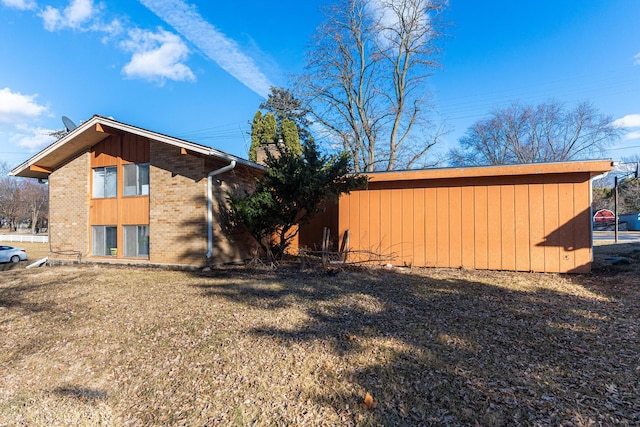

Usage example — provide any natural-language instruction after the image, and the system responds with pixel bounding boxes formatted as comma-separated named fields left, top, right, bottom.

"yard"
left=1, top=243, right=639, bottom=426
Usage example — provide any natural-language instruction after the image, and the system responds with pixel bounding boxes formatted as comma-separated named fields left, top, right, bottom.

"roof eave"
left=10, top=115, right=264, bottom=179
left=365, top=159, right=614, bottom=183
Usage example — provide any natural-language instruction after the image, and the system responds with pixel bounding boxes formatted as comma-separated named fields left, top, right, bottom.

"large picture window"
left=92, top=226, right=117, bottom=256
left=123, top=163, right=150, bottom=196
left=123, top=225, right=149, bottom=258
left=93, top=167, right=117, bottom=198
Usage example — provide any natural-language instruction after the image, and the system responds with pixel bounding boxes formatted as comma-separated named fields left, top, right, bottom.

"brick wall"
left=47, top=140, right=259, bottom=267
left=206, top=158, right=260, bottom=264
left=149, top=142, right=208, bottom=266
left=149, top=142, right=259, bottom=266
left=48, top=150, right=90, bottom=262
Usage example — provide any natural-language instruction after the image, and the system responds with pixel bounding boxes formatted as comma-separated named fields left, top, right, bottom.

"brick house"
left=11, top=115, right=263, bottom=267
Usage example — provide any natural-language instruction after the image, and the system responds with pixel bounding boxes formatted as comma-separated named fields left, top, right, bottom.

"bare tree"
left=449, top=100, right=623, bottom=166
left=0, top=162, right=49, bottom=233
left=20, top=180, right=49, bottom=233
left=298, top=0, right=446, bottom=172
left=0, top=162, right=22, bottom=231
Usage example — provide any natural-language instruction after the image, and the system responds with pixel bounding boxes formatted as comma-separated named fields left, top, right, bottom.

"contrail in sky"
left=138, top=0, right=272, bottom=97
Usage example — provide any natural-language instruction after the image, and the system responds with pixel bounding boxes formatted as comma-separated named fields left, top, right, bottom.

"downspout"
left=206, top=160, right=236, bottom=259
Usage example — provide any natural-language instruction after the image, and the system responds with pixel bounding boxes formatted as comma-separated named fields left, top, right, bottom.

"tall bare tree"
left=298, top=0, right=447, bottom=172
left=20, top=180, right=49, bottom=233
left=449, top=100, right=623, bottom=166
left=0, top=162, right=22, bottom=231
left=0, top=162, right=49, bottom=233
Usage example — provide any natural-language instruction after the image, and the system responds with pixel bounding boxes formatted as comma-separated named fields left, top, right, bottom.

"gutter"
left=206, top=160, right=236, bottom=259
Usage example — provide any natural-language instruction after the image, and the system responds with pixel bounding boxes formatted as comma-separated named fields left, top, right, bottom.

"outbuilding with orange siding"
left=304, top=160, right=612, bottom=274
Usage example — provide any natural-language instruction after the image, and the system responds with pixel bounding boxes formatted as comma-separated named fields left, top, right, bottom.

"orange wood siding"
left=89, top=134, right=150, bottom=258
left=573, top=180, right=592, bottom=273
left=514, top=185, right=531, bottom=271
left=91, top=136, right=120, bottom=167
left=121, top=197, right=150, bottom=224
left=474, top=186, right=488, bottom=270
left=528, top=183, right=545, bottom=272
left=379, top=189, right=392, bottom=260
left=460, top=186, right=475, bottom=268
left=333, top=164, right=608, bottom=273
left=90, top=198, right=118, bottom=224
left=121, top=134, right=150, bottom=164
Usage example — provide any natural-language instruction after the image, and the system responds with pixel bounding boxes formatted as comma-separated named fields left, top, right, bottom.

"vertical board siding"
left=365, top=190, right=382, bottom=260
left=487, top=186, right=502, bottom=270
left=390, top=190, right=403, bottom=263
left=424, top=188, right=437, bottom=267
left=336, top=171, right=596, bottom=273
left=514, top=186, right=531, bottom=272
left=474, top=186, right=488, bottom=270
left=460, top=186, right=475, bottom=269
left=413, top=188, right=426, bottom=267
left=558, top=183, right=576, bottom=272
left=573, top=180, right=592, bottom=273
left=500, top=185, right=516, bottom=271
left=379, top=190, right=392, bottom=261
left=528, top=184, right=545, bottom=272
left=435, top=187, right=449, bottom=267
left=359, top=191, right=370, bottom=256
left=402, top=188, right=414, bottom=265
left=448, top=187, right=462, bottom=268
left=543, top=184, right=560, bottom=272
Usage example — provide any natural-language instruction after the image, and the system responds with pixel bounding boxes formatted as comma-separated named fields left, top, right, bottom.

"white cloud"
left=41, top=0, right=101, bottom=31
left=635, top=53, right=640, bottom=66
left=120, top=28, right=195, bottom=84
left=625, top=130, right=640, bottom=141
left=9, top=125, right=56, bottom=152
left=0, top=88, right=47, bottom=124
left=1, top=0, right=36, bottom=10
left=612, top=114, right=640, bottom=129
left=138, top=0, right=272, bottom=97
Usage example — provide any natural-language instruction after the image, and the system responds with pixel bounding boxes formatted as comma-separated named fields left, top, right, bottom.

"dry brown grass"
left=1, top=243, right=639, bottom=426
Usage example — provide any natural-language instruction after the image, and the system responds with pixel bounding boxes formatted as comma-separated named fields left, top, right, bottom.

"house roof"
left=365, top=159, right=613, bottom=183
left=10, top=115, right=264, bottom=179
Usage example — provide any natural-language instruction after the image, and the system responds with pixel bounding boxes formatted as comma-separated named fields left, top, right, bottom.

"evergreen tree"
left=260, top=86, right=312, bottom=143
left=281, top=118, right=301, bottom=157
left=262, top=112, right=277, bottom=144
left=230, top=140, right=367, bottom=260
left=248, top=111, right=279, bottom=161
left=249, top=110, right=264, bottom=162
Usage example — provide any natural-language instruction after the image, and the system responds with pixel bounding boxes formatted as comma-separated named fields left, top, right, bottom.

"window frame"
left=92, top=225, right=118, bottom=256
left=123, top=163, right=150, bottom=197
left=92, top=166, right=118, bottom=199
left=123, top=225, right=150, bottom=258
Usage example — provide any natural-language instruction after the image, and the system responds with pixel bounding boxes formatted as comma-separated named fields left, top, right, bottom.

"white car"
left=0, top=245, right=28, bottom=263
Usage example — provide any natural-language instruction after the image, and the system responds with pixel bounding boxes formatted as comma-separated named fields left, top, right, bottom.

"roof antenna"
left=48, top=116, right=79, bottom=140
left=62, top=116, right=78, bottom=132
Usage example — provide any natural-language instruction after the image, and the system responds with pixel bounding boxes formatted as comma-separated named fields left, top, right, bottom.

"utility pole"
left=614, top=175, right=619, bottom=243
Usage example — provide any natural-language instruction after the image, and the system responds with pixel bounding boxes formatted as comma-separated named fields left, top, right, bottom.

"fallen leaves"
left=361, top=392, right=376, bottom=410
left=1, top=252, right=640, bottom=425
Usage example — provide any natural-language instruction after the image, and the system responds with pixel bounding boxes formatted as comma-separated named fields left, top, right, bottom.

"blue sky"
left=1, top=0, right=639, bottom=170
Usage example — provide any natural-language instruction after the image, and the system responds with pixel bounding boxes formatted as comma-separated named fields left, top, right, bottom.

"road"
left=593, top=231, right=640, bottom=243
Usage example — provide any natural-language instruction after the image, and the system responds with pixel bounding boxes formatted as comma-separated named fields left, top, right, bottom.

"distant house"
left=11, top=115, right=263, bottom=267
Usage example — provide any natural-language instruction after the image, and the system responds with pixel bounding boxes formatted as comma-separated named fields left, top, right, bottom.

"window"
left=123, top=225, right=149, bottom=258
left=93, top=167, right=117, bottom=198
left=92, top=226, right=117, bottom=256
left=123, top=163, right=150, bottom=196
